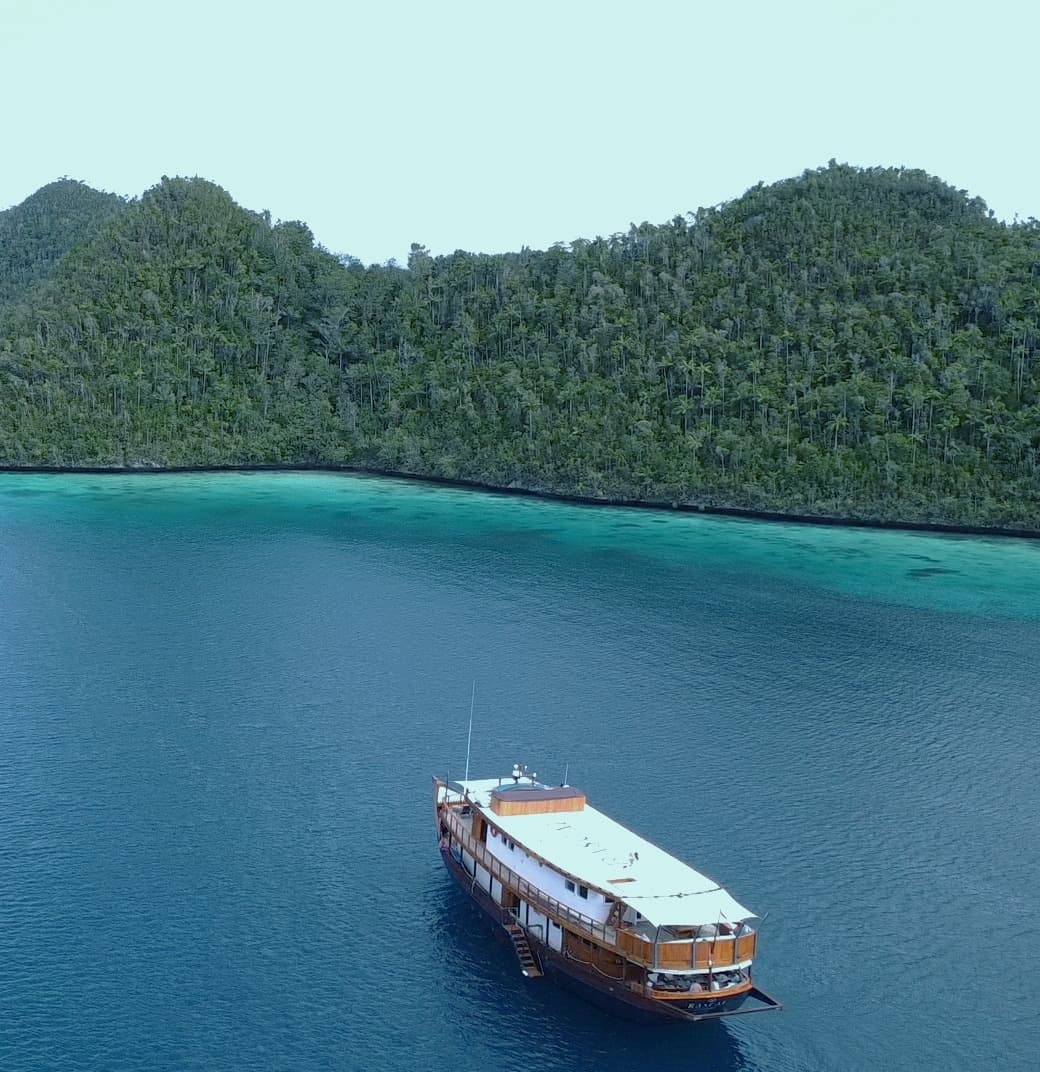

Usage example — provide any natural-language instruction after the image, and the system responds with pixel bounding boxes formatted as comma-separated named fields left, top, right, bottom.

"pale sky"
left=2, top=0, right=1037, bottom=265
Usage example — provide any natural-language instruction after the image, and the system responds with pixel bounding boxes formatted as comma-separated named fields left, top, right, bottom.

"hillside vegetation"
left=1, top=164, right=1038, bottom=527
left=0, top=179, right=126, bottom=308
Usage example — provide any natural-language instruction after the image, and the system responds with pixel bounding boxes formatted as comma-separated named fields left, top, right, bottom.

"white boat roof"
left=455, top=778, right=754, bottom=928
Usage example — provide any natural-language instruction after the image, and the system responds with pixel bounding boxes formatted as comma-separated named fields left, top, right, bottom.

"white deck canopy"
left=454, top=779, right=754, bottom=929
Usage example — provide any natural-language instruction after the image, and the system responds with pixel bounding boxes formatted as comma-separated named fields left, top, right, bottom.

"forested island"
left=1, top=164, right=1038, bottom=529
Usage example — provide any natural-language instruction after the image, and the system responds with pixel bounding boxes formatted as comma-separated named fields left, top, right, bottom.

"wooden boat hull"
left=438, top=840, right=779, bottom=1024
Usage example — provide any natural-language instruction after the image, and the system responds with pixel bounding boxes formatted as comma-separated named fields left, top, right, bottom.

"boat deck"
left=448, top=778, right=752, bottom=929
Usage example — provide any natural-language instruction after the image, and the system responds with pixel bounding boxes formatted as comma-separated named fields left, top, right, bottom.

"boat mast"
left=464, top=681, right=475, bottom=783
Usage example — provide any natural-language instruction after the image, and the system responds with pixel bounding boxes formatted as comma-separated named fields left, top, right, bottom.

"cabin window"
left=565, top=880, right=576, bottom=893
left=578, top=885, right=589, bottom=900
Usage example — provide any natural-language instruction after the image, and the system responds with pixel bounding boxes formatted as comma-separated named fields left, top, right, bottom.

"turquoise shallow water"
left=1, top=472, right=1038, bottom=1071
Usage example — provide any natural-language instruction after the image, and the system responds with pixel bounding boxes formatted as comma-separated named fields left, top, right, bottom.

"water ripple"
left=0, top=473, right=1038, bottom=1071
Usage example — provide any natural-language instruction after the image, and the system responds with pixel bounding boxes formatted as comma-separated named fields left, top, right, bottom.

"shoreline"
left=1, top=461, right=1038, bottom=541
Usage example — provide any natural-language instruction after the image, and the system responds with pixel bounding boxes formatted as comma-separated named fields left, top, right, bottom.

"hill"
left=1, top=164, right=1038, bottom=528
left=0, top=179, right=127, bottom=308
left=0, top=177, right=361, bottom=464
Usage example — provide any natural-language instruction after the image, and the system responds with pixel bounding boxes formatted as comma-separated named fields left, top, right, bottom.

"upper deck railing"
left=442, top=806, right=619, bottom=944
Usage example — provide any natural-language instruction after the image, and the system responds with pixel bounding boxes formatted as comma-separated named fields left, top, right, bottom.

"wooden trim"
left=605, top=899, right=626, bottom=928
left=650, top=980, right=752, bottom=1002
left=737, top=932, right=757, bottom=960
left=490, top=785, right=586, bottom=816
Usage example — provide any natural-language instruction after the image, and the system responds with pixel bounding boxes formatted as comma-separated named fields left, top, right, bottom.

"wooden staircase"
left=503, top=921, right=543, bottom=978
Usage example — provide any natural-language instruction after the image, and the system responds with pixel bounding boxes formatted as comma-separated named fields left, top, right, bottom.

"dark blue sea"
left=1, top=473, right=1038, bottom=1072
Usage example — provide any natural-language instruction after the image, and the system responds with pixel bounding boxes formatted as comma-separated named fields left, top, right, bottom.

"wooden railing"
left=443, top=808, right=625, bottom=949
left=656, top=932, right=756, bottom=969
left=441, top=804, right=755, bottom=971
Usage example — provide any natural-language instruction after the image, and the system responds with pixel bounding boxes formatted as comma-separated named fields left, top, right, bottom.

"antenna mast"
left=464, top=681, right=475, bottom=783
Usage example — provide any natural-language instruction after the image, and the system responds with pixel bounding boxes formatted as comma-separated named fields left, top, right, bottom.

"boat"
left=433, top=766, right=781, bottom=1023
